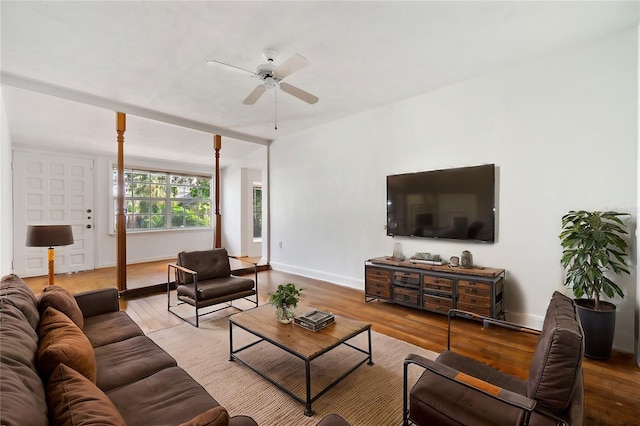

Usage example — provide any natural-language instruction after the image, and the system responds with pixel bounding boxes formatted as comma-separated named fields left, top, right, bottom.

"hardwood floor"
left=23, top=263, right=640, bottom=425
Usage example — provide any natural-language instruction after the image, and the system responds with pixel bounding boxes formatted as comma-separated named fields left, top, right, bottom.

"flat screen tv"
left=386, top=164, right=495, bottom=243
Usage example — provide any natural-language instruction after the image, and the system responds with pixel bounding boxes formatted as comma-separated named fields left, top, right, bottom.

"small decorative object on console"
left=392, top=242, right=404, bottom=261
left=414, top=252, right=432, bottom=260
left=294, top=310, right=335, bottom=331
left=449, top=256, right=460, bottom=267
left=460, top=250, right=473, bottom=268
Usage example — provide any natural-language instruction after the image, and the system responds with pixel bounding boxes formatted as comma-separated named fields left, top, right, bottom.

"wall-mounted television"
left=386, top=164, right=495, bottom=243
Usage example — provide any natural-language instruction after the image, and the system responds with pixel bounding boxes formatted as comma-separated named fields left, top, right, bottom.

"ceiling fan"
left=207, top=49, right=319, bottom=106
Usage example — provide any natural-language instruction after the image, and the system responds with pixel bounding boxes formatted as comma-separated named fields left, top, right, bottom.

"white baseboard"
left=502, top=311, right=544, bottom=331
left=269, top=261, right=363, bottom=290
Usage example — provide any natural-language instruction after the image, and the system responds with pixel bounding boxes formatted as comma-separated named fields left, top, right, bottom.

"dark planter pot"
left=575, top=299, right=616, bottom=360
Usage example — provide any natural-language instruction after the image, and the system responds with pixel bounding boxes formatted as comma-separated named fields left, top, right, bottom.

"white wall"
left=637, top=22, right=640, bottom=367
left=0, top=90, right=14, bottom=276
left=270, top=29, right=638, bottom=352
left=221, top=146, right=267, bottom=260
left=221, top=166, right=242, bottom=255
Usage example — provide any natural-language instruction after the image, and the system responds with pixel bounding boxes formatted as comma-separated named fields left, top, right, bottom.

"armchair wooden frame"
left=167, top=256, right=259, bottom=327
left=403, top=309, right=571, bottom=426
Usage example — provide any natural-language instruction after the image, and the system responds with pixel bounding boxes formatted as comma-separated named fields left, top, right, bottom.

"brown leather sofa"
left=168, top=248, right=258, bottom=327
left=404, top=291, right=584, bottom=425
left=0, top=274, right=257, bottom=426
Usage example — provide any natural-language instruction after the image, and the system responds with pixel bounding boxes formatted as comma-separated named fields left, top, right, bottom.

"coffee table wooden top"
left=229, top=304, right=371, bottom=360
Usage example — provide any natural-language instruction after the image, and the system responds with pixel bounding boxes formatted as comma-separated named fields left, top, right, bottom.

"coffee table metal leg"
left=367, top=327, right=374, bottom=366
left=305, top=359, right=313, bottom=416
left=229, top=320, right=234, bottom=362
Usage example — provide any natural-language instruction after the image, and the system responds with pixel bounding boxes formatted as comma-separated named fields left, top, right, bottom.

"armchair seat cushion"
left=177, top=277, right=255, bottom=301
left=411, top=351, right=528, bottom=426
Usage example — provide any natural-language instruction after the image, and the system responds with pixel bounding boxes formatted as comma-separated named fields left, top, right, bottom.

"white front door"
left=13, top=151, right=95, bottom=277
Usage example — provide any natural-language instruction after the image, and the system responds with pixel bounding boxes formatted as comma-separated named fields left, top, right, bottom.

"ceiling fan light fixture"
left=264, top=76, right=276, bottom=88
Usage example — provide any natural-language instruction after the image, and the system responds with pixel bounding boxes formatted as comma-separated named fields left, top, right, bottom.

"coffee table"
left=229, top=304, right=373, bottom=416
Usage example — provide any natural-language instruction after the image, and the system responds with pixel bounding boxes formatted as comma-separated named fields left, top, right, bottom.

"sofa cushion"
left=0, top=300, right=48, bottom=426
left=107, top=366, right=220, bottom=426
left=94, top=335, right=177, bottom=391
left=47, top=363, right=126, bottom=426
left=38, top=284, right=84, bottom=329
left=83, top=310, right=145, bottom=348
left=37, top=307, right=97, bottom=383
left=0, top=365, right=48, bottom=426
left=178, top=248, right=231, bottom=283
left=1, top=274, right=40, bottom=330
left=179, top=406, right=229, bottom=426
left=527, top=291, right=583, bottom=412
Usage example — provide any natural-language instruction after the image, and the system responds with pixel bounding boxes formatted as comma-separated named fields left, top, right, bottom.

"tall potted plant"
left=559, top=210, right=631, bottom=359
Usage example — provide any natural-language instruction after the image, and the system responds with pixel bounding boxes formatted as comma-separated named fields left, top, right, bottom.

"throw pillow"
left=178, top=406, right=229, bottom=426
left=38, top=284, right=84, bottom=329
left=37, top=307, right=96, bottom=383
left=47, top=363, right=126, bottom=426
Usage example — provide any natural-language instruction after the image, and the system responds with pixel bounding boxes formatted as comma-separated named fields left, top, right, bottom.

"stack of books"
left=293, top=310, right=335, bottom=332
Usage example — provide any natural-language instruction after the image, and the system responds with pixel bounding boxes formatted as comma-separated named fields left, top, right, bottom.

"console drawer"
left=457, top=293, right=491, bottom=307
left=366, top=268, right=391, bottom=282
left=393, top=287, right=420, bottom=306
left=457, top=302, right=492, bottom=317
left=422, top=275, right=453, bottom=294
left=423, top=294, right=453, bottom=314
left=457, top=280, right=491, bottom=298
left=365, top=281, right=391, bottom=299
left=393, top=271, right=420, bottom=286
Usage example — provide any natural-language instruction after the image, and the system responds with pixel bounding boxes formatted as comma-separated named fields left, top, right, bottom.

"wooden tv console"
left=365, top=257, right=505, bottom=319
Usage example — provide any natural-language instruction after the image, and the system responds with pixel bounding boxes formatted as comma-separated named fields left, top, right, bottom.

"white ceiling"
left=2, top=1, right=638, bottom=168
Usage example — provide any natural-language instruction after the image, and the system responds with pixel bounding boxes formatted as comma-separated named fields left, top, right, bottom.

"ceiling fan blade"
left=274, top=54, right=309, bottom=79
left=279, top=82, right=319, bottom=105
left=206, top=59, right=255, bottom=77
left=242, top=85, right=267, bottom=105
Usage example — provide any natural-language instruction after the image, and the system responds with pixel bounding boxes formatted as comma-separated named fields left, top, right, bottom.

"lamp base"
left=48, top=247, right=55, bottom=286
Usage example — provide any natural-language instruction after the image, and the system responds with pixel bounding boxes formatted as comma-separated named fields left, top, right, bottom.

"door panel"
left=13, top=151, right=95, bottom=277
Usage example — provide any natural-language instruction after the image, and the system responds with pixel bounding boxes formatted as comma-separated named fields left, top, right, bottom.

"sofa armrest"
left=74, top=288, right=119, bottom=318
left=404, top=353, right=536, bottom=413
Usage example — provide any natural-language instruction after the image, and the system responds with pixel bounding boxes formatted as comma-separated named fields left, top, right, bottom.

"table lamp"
left=26, top=225, right=74, bottom=286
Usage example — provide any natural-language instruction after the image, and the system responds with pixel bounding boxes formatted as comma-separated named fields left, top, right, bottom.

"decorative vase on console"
left=268, top=283, right=302, bottom=324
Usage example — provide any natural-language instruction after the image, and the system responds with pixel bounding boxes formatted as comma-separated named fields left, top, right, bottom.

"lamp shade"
left=26, top=225, right=74, bottom=247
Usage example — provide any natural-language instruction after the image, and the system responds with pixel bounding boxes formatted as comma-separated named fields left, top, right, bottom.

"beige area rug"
left=148, top=316, right=438, bottom=426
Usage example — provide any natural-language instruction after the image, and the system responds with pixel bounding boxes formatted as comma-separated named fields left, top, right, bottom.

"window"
left=253, top=185, right=262, bottom=239
left=113, top=168, right=211, bottom=231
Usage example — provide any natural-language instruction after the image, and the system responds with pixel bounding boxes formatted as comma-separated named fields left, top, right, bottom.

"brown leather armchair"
left=167, top=248, right=258, bottom=327
left=404, top=291, right=584, bottom=425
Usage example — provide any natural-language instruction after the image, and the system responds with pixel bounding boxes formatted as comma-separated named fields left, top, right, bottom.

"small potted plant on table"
left=268, top=283, right=302, bottom=324
left=559, top=210, right=631, bottom=359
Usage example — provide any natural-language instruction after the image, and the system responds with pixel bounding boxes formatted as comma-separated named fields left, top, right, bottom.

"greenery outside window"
left=253, top=185, right=262, bottom=239
left=113, top=168, right=211, bottom=231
